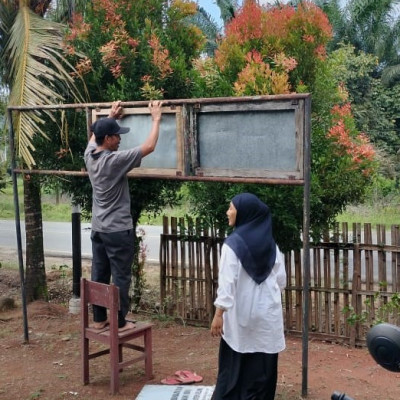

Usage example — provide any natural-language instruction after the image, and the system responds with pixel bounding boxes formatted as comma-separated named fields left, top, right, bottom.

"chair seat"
left=86, top=321, right=153, bottom=343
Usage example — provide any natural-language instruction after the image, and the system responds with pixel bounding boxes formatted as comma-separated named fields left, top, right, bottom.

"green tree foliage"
left=329, top=44, right=400, bottom=155
left=64, top=0, right=205, bottom=101
left=187, top=0, right=378, bottom=250
left=42, top=1, right=207, bottom=303
left=19, top=0, right=206, bottom=307
left=44, top=0, right=207, bottom=218
left=328, top=43, right=400, bottom=198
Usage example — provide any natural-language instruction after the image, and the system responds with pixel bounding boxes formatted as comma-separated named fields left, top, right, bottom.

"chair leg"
left=144, top=328, right=153, bottom=379
left=119, top=344, right=124, bottom=372
left=82, top=337, right=90, bottom=385
left=110, top=341, right=120, bottom=394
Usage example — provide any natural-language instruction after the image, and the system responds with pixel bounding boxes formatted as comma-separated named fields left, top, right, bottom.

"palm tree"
left=314, top=0, right=348, bottom=52
left=0, top=0, right=85, bottom=302
left=344, top=0, right=400, bottom=68
left=190, top=0, right=237, bottom=56
left=316, top=0, right=400, bottom=81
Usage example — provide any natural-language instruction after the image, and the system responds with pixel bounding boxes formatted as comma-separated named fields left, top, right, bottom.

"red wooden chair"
left=80, top=278, right=153, bottom=394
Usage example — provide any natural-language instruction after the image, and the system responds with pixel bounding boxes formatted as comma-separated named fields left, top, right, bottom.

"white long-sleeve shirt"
left=214, top=244, right=286, bottom=354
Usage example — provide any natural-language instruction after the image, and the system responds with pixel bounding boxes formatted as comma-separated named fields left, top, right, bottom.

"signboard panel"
left=92, top=106, right=185, bottom=176
left=194, top=99, right=303, bottom=180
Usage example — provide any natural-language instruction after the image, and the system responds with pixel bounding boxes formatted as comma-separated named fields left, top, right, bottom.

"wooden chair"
left=81, top=278, right=153, bottom=394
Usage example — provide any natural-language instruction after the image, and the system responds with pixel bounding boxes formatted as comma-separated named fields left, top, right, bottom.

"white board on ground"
left=135, top=384, right=214, bottom=400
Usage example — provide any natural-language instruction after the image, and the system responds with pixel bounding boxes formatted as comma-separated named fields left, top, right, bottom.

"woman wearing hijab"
left=211, top=193, right=286, bottom=400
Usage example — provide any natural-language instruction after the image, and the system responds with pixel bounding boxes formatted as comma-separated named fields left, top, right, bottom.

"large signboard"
left=92, top=94, right=310, bottom=183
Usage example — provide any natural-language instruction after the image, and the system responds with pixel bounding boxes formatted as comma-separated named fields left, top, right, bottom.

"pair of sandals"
left=161, top=370, right=203, bottom=385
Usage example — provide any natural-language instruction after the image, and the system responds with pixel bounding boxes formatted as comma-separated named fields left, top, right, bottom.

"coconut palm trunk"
left=23, top=174, right=47, bottom=301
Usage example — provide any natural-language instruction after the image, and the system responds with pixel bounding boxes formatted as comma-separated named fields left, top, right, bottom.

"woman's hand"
left=210, top=308, right=224, bottom=337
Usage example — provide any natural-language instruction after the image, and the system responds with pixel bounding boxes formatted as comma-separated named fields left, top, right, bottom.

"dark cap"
left=90, top=118, right=130, bottom=138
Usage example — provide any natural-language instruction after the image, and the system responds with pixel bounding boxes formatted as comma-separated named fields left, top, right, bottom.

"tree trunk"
left=131, top=209, right=144, bottom=311
left=23, top=173, right=48, bottom=302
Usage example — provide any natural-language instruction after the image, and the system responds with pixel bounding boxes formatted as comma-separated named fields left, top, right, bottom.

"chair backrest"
left=81, top=278, right=120, bottom=310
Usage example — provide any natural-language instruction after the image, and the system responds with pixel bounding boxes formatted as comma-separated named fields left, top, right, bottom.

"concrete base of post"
left=69, top=297, right=81, bottom=315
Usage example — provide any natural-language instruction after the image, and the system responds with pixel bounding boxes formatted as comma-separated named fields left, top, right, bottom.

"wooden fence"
left=159, top=217, right=400, bottom=345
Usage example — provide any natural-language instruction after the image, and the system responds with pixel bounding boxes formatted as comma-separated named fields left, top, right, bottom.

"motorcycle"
left=331, top=323, right=400, bottom=400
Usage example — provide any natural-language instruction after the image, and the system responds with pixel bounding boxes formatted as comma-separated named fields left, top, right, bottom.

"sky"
left=198, top=0, right=293, bottom=23
left=198, top=0, right=348, bottom=25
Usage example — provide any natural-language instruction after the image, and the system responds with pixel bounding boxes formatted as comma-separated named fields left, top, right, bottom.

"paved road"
left=1, top=220, right=393, bottom=283
left=0, top=219, right=162, bottom=262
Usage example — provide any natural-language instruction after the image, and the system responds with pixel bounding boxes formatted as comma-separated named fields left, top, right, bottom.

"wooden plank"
left=179, top=217, right=187, bottom=319
left=284, top=252, right=293, bottom=330
left=377, top=225, right=387, bottom=286
left=171, top=218, right=178, bottom=315
left=333, top=224, right=340, bottom=335
left=294, top=250, right=302, bottom=330
left=350, top=241, right=361, bottom=347
left=204, top=238, right=213, bottom=324
left=342, top=223, right=350, bottom=337
left=196, top=219, right=204, bottom=320
left=312, top=247, right=321, bottom=332
left=323, top=231, right=331, bottom=333
left=364, top=224, right=375, bottom=322
left=392, top=225, right=400, bottom=292
left=160, top=216, right=169, bottom=304
left=188, top=218, right=195, bottom=320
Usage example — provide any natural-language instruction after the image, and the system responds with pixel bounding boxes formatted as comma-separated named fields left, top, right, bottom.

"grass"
left=0, top=178, right=76, bottom=222
left=336, top=203, right=400, bottom=226
left=2, top=178, right=400, bottom=227
left=0, top=178, right=189, bottom=224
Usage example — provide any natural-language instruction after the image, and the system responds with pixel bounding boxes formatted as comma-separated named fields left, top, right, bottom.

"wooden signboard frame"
left=88, top=94, right=310, bottom=184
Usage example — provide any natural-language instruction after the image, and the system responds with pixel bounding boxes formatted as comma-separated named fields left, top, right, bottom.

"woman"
left=211, top=193, right=286, bottom=400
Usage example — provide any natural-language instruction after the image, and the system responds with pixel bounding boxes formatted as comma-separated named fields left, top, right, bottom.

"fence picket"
left=159, top=218, right=400, bottom=345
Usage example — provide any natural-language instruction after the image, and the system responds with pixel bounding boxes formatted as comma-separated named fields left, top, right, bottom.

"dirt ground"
left=0, top=249, right=400, bottom=400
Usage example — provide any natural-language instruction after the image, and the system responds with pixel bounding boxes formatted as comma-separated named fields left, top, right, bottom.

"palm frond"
left=381, top=64, right=400, bottom=86
left=5, top=5, right=86, bottom=167
left=215, top=0, right=236, bottom=25
left=0, top=0, right=18, bottom=83
left=47, top=0, right=89, bottom=23
left=189, top=6, right=221, bottom=56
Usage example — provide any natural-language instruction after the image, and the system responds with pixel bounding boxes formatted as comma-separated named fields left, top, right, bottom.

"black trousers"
left=90, top=229, right=135, bottom=328
left=212, top=338, right=278, bottom=400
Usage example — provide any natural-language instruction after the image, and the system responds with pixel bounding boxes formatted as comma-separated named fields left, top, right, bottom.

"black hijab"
left=224, top=193, right=277, bottom=284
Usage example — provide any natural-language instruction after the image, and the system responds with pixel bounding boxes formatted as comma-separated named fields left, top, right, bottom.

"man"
left=84, top=100, right=163, bottom=331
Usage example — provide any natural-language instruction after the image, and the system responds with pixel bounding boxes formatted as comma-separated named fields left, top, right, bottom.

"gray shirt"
left=84, top=142, right=142, bottom=233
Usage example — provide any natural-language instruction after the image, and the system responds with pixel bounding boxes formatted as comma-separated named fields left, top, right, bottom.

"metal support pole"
left=8, top=109, right=29, bottom=343
left=71, top=203, right=82, bottom=297
left=69, top=204, right=82, bottom=314
left=301, top=96, right=312, bottom=397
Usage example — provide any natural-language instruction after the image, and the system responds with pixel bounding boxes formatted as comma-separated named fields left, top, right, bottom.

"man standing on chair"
left=84, top=100, right=163, bottom=332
